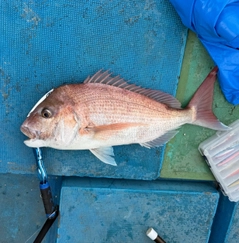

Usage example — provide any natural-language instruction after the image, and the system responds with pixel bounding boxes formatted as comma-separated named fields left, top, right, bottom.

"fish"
left=20, top=67, right=229, bottom=166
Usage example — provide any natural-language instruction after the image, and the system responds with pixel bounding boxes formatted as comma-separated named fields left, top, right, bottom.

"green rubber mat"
left=161, top=31, right=239, bottom=180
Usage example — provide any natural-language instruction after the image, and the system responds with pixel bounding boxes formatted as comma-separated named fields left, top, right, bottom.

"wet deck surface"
left=0, top=1, right=239, bottom=242
left=0, top=0, right=187, bottom=180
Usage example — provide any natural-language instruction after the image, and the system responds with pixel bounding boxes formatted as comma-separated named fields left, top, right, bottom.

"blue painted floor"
left=0, top=1, right=238, bottom=242
left=58, top=178, right=219, bottom=243
left=0, top=0, right=186, bottom=180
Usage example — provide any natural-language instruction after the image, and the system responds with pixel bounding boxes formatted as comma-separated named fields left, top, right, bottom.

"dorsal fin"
left=84, top=70, right=181, bottom=109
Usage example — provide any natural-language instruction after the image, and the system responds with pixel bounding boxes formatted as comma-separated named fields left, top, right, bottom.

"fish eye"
left=41, top=108, right=52, bottom=119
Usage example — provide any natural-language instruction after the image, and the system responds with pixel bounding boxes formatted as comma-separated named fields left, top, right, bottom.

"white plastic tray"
left=199, top=119, right=239, bottom=202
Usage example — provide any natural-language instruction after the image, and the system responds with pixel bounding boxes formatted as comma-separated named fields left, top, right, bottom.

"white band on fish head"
left=27, top=89, right=54, bottom=117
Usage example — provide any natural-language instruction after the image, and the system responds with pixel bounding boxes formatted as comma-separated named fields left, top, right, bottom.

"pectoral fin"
left=84, top=123, right=144, bottom=140
left=90, top=147, right=117, bottom=166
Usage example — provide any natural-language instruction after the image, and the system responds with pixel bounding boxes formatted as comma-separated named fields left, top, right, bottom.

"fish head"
left=20, top=87, right=77, bottom=148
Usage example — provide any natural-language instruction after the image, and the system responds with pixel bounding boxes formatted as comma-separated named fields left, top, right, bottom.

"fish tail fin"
left=187, top=67, right=229, bottom=131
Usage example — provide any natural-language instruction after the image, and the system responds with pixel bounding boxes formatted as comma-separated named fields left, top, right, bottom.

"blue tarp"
left=170, top=0, right=239, bottom=105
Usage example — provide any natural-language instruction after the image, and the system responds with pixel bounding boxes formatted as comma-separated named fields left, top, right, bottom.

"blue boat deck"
left=0, top=1, right=238, bottom=242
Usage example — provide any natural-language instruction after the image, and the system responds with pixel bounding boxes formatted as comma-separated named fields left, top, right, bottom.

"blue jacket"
left=170, top=0, right=239, bottom=105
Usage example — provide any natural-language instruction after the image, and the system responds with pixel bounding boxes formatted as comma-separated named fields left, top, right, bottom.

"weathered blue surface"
left=0, top=0, right=187, bottom=179
left=225, top=202, right=239, bottom=242
left=1, top=1, right=239, bottom=243
left=208, top=192, right=236, bottom=243
left=58, top=178, right=219, bottom=243
left=0, top=173, right=61, bottom=243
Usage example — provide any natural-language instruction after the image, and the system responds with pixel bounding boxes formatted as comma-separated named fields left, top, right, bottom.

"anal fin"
left=90, top=147, right=117, bottom=166
left=140, top=130, right=178, bottom=148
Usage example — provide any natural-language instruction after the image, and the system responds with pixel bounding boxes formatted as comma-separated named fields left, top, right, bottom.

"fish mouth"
left=20, top=125, right=38, bottom=140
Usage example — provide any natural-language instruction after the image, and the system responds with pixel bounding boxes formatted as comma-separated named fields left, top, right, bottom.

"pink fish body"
left=20, top=68, right=229, bottom=165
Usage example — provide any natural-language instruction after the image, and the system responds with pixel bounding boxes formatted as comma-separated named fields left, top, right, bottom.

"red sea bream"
left=20, top=68, right=229, bottom=165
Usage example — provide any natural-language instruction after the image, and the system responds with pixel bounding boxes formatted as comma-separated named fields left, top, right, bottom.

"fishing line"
left=25, top=228, right=40, bottom=243
left=25, top=148, right=59, bottom=243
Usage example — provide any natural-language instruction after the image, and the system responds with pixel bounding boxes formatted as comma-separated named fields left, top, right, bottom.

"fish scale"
left=72, top=86, right=177, bottom=126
